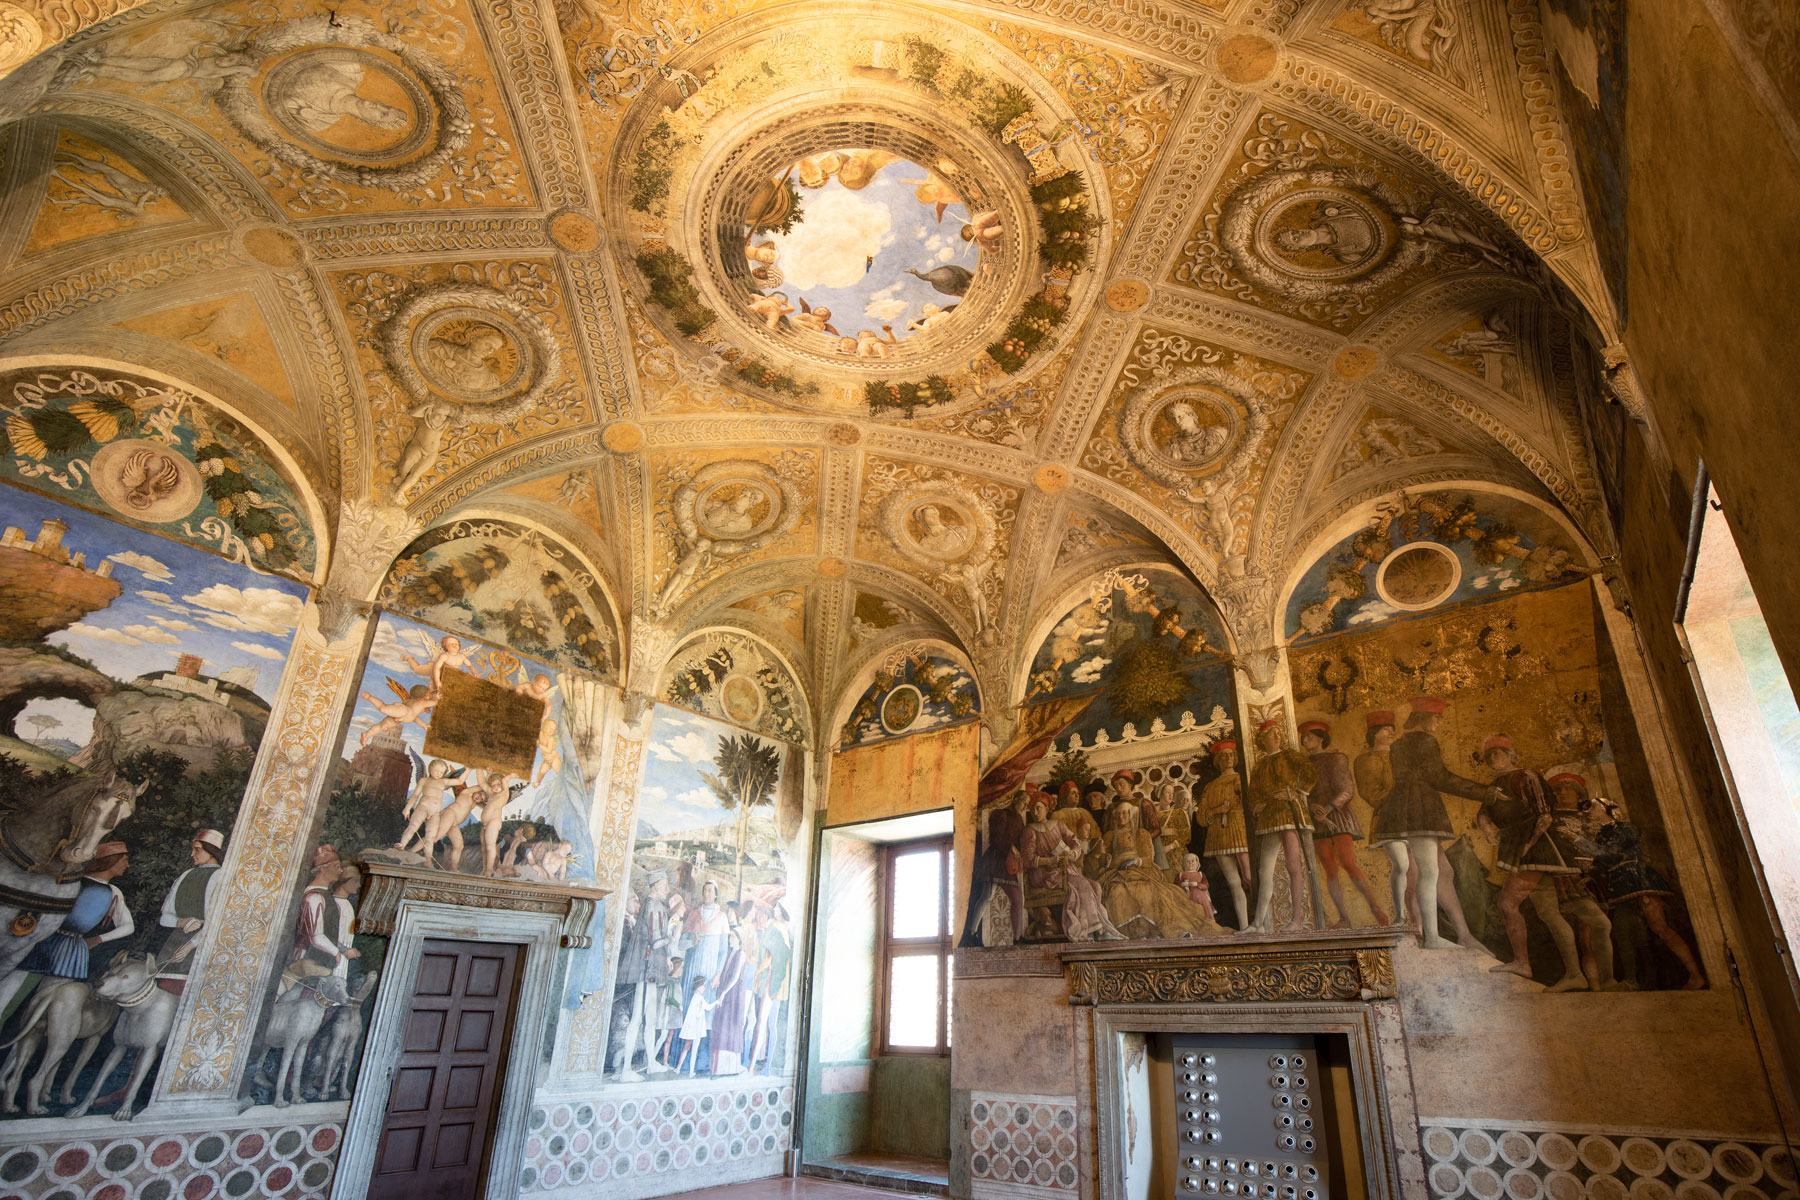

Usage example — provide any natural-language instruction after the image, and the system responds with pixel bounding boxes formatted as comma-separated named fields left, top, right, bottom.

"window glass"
left=887, top=954, right=941, bottom=1047
left=891, top=849, right=943, bottom=938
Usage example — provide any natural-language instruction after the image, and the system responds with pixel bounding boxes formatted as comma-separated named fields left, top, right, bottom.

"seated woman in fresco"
left=1022, top=795, right=1122, bottom=942
left=1097, top=804, right=1225, bottom=940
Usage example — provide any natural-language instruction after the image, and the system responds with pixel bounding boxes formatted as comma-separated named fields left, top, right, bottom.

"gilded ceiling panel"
left=646, top=445, right=820, bottom=619
left=327, top=257, right=595, bottom=501
left=1170, top=109, right=1522, bottom=333
left=21, top=126, right=195, bottom=256
left=113, top=291, right=298, bottom=410
left=1079, top=324, right=1311, bottom=559
left=853, top=455, right=1019, bottom=638
left=59, top=3, right=537, bottom=216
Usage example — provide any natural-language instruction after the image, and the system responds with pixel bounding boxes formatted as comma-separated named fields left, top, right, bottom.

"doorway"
left=368, top=939, right=524, bottom=1200
left=801, top=810, right=954, bottom=1194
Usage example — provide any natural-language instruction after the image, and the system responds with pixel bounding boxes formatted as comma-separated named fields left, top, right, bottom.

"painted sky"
left=759, top=153, right=982, bottom=343
left=638, top=704, right=789, bottom=838
left=6, top=483, right=308, bottom=747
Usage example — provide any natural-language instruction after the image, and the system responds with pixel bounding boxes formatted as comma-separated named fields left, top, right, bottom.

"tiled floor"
left=662, top=1176, right=935, bottom=1200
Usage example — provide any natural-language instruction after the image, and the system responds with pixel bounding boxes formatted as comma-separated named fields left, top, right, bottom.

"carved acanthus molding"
left=357, top=861, right=604, bottom=949
left=1061, top=932, right=1399, bottom=1005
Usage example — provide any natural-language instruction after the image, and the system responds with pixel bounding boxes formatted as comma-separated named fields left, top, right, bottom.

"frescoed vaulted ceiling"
left=0, top=0, right=1630, bottom=742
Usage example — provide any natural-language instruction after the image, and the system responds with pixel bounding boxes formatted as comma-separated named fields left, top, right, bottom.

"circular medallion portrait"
left=1143, top=394, right=1235, bottom=471
left=719, top=675, right=764, bottom=726
left=902, top=503, right=975, bottom=563
left=880, top=684, right=923, bottom=734
left=219, top=16, right=470, bottom=190
left=410, top=308, right=532, bottom=404
left=381, top=285, right=562, bottom=422
left=1375, top=542, right=1461, bottom=611
left=90, top=439, right=204, bottom=523
left=1256, top=188, right=1394, bottom=281
left=260, top=47, right=434, bottom=165
left=693, top=480, right=779, bottom=543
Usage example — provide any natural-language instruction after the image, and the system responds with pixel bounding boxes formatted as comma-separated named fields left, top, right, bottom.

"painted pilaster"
left=147, top=598, right=372, bottom=1112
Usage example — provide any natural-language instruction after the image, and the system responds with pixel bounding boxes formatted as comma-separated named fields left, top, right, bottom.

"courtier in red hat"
left=1300, top=720, right=1389, bottom=928
left=1476, top=736, right=1614, bottom=990
left=1246, top=718, right=1320, bottom=934
left=1197, top=739, right=1251, bottom=928
left=1369, top=698, right=1494, bottom=950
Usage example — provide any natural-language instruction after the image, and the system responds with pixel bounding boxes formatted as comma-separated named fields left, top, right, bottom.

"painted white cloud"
left=936, top=243, right=956, bottom=263
left=674, top=787, right=718, bottom=810
left=65, top=622, right=142, bottom=646
left=770, top=189, right=892, bottom=290
left=1498, top=577, right=1522, bottom=591
left=647, top=731, right=712, bottom=765
left=138, top=591, right=193, bottom=614
left=151, top=615, right=198, bottom=632
left=184, top=584, right=304, bottom=636
left=122, top=624, right=180, bottom=644
left=639, top=786, right=668, bottom=807
left=1071, top=656, right=1110, bottom=684
left=367, top=622, right=442, bottom=674
left=232, top=640, right=287, bottom=660
left=107, top=551, right=173, bottom=582
left=1346, top=602, right=1401, bottom=626
left=864, top=297, right=909, bottom=321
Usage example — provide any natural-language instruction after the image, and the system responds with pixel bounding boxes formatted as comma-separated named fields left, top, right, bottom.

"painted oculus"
left=880, top=684, right=923, bottom=734
left=1375, top=542, right=1461, bottom=611
left=719, top=674, right=764, bottom=726
left=1218, top=166, right=1429, bottom=304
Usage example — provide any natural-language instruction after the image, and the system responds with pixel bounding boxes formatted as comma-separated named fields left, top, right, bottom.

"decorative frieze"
left=1062, top=932, right=1399, bottom=1005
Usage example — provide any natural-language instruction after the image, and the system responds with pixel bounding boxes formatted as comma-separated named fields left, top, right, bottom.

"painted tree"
left=701, top=732, right=782, bottom=900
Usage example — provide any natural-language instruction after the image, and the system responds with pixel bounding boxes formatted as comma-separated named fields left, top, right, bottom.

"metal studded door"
left=1167, top=1034, right=1340, bottom=1200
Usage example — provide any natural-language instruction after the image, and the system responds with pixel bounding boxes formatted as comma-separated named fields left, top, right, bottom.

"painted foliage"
left=838, top=651, right=977, bottom=749
left=959, top=568, right=1237, bottom=948
left=1285, top=492, right=1706, bottom=992
left=605, top=706, right=804, bottom=1083
left=242, top=610, right=607, bottom=1108
left=0, top=366, right=316, bottom=579
left=0, top=484, right=306, bottom=1120
left=659, top=632, right=808, bottom=746
left=380, top=519, right=619, bottom=681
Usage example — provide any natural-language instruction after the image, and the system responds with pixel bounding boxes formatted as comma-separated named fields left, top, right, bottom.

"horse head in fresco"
left=0, top=769, right=146, bottom=978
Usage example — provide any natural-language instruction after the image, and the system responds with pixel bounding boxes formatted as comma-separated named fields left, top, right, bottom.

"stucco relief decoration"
left=377, top=283, right=565, bottom=495
left=217, top=15, right=473, bottom=190
left=877, top=481, right=998, bottom=635
left=1117, top=367, right=1274, bottom=555
left=336, top=260, right=589, bottom=498
left=655, top=459, right=802, bottom=617
left=1177, top=115, right=1514, bottom=329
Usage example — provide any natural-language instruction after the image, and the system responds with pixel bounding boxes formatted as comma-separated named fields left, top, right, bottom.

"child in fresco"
left=1177, top=854, right=1215, bottom=922
left=653, top=956, right=686, bottom=1071
left=675, top=973, right=720, bottom=1075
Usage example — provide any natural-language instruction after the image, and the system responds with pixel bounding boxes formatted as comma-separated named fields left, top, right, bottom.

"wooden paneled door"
left=368, top=939, right=524, bottom=1200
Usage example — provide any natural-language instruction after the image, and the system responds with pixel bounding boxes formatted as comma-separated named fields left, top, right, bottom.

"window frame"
left=876, top=835, right=953, bottom=1057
